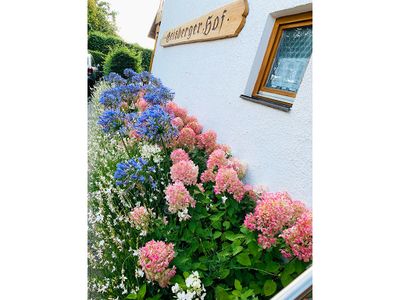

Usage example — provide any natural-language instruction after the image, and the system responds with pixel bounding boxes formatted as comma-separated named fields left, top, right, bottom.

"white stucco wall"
left=152, top=0, right=312, bottom=206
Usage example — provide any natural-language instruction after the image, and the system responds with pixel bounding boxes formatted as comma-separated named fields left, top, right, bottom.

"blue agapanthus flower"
left=144, top=86, right=174, bottom=105
left=99, top=89, right=121, bottom=108
left=98, top=109, right=126, bottom=135
left=134, top=105, right=178, bottom=143
left=114, top=157, right=157, bottom=189
left=124, top=69, right=141, bottom=83
left=105, top=72, right=127, bottom=85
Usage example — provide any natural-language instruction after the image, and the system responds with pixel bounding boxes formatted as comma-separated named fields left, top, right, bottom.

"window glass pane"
left=266, top=25, right=312, bottom=93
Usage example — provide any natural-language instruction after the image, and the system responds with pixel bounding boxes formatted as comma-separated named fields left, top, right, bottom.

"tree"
left=88, top=0, right=118, bottom=35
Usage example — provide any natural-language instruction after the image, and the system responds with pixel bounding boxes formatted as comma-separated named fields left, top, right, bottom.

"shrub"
left=88, top=31, right=152, bottom=71
left=88, top=70, right=313, bottom=299
left=103, top=46, right=142, bottom=76
left=88, top=31, right=125, bottom=54
left=88, top=50, right=106, bottom=70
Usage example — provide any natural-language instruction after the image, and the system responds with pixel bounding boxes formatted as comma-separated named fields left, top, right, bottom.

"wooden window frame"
left=252, top=12, right=312, bottom=105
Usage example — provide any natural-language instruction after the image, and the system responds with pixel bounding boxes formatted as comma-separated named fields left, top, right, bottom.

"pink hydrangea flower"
left=214, top=167, right=245, bottom=202
left=280, top=211, right=312, bottom=262
left=129, top=206, right=151, bottom=232
left=200, top=169, right=216, bottom=183
left=185, top=121, right=203, bottom=134
left=184, top=115, right=198, bottom=124
left=171, top=117, right=184, bottom=129
left=165, top=181, right=196, bottom=214
left=228, top=158, right=247, bottom=179
left=197, top=130, right=217, bottom=153
left=136, top=97, right=148, bottom=112
left=170, top=160, right=199, bottom=186
left=215, top=144, right=231, bottom=154
left=244, top=192, right=311, bottom=261
left=176, top=127, right=197, bottom=149
left=200, top=149, right=228, bottom=183
left=138, top=240, right=176, bottom=287
left=170, top=149, right=190, bottom=164
left=165, top=101, right=188, bottom=120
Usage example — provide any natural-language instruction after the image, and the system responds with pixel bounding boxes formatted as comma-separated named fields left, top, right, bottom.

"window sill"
left=240, top=94, right=292, bottom=112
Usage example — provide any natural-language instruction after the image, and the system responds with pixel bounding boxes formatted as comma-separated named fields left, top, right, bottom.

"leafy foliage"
left=88, top=0, right=117, bottom=35
left=88, top=31, right=153, bottom=71
left=103, top=47, right=142, bottom=76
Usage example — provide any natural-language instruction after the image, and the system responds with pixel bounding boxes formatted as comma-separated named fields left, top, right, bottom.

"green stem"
left=119, top=132, right=131, bottom=158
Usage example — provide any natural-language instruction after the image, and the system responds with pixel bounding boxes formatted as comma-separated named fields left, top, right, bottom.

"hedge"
left=88, top=31, right=153, bottom=71
left=103, top=46, right=142, bottom=76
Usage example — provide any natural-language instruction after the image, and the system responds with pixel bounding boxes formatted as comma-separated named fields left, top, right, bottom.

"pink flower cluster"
left=244, top=192, right=312, bottom=261
left=170, top=160, right=199, bottom=186
left=165, top=181, right=196, bottom=214
left=214, top=167, right=246, bottom=202
left=170, top=149, right=190, bottom=164
left=138, top=240, right=176, bottom=287
left=129, top=206, right=151, bottom=232
left=199, top=149, right=249, bottom=201
left=170, top=149, right=199, bottom=186
left=280, top=211, right=312, bottom=262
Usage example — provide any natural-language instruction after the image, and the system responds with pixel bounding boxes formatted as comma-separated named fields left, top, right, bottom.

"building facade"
left=150, top=0, right=312, bottom=206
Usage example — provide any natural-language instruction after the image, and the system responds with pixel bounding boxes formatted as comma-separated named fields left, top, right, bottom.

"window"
left=252, top=12, right=312, bottom=107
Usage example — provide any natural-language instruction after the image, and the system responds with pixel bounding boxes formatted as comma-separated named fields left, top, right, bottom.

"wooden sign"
left=160, top=0, right=249, bottom=47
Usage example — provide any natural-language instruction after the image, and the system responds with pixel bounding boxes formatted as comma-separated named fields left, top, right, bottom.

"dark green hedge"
left=88, top=31, right=124, bottom=54
left=103, top=46, right=142, bottom=76
left=88, top=31, right=153, bottom=71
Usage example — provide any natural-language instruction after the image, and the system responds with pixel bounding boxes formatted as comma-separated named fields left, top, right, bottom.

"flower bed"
left=88, top=70, right=312, bottom=300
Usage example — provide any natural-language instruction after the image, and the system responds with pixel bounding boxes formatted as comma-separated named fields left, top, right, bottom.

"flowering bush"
left=88, top=70, right=312, bottom=300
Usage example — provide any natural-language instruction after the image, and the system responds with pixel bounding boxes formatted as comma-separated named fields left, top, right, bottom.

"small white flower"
left=221, top=196, right=227, bottom=204
left=135, top=268, right=144, bottom=278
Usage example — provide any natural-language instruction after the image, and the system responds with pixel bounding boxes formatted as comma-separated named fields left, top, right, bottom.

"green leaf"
left=234, top=279, right=243, bottom=291
left=213, top=231, right=222, bottom=239
left=212, top=221, right=222, bottom=230
left=215, top=286, right=232, bottom=300
left=280, top=272, right=294, bottom=287
left=210, top=211, right=225, bottom=222
left=265, top=261, right=281, bottom=273
left=137, top=284, right=146, bottom=300
left=204, top=277, right=214, bottom=287
left=263, top=280, right=277, bottom=296
left=183, top=271, right=190, bottom=279
left=125, top=294, right=137, bottom=299
left=224, top=231, right=236, bottom=241
left=241, top=289, right=255, bottom=298
left=236, top=253, right=251, bottom=266
left=232, top=245, right=244, bottom=256
left=285, top=260, right=296, bottom=275
left=232, top=290, right=241, bottom=296
left=295, top=260, right=306, bottom=274
left=223, top=220, right=231, bottom=229
left=219, top=268, right=230, bottom=279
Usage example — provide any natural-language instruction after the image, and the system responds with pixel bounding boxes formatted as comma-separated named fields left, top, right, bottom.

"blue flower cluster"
left=114, top=157, right=157, bottom=189
left=134, top=105, right=178, bottom=143
left=99, top=89, right=122, bottom=108
left=98, top=109, right=137, bottom=135
left=97, top=69, right=178, bottom=140
left=98, top=109, right=125, bottom=134
left=105, top=72, right=127, bottom=85
left=144, top=86, right=174, bottom=105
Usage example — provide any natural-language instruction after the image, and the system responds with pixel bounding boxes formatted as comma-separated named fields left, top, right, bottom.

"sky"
left=107, top=0, right=160, bottom=49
